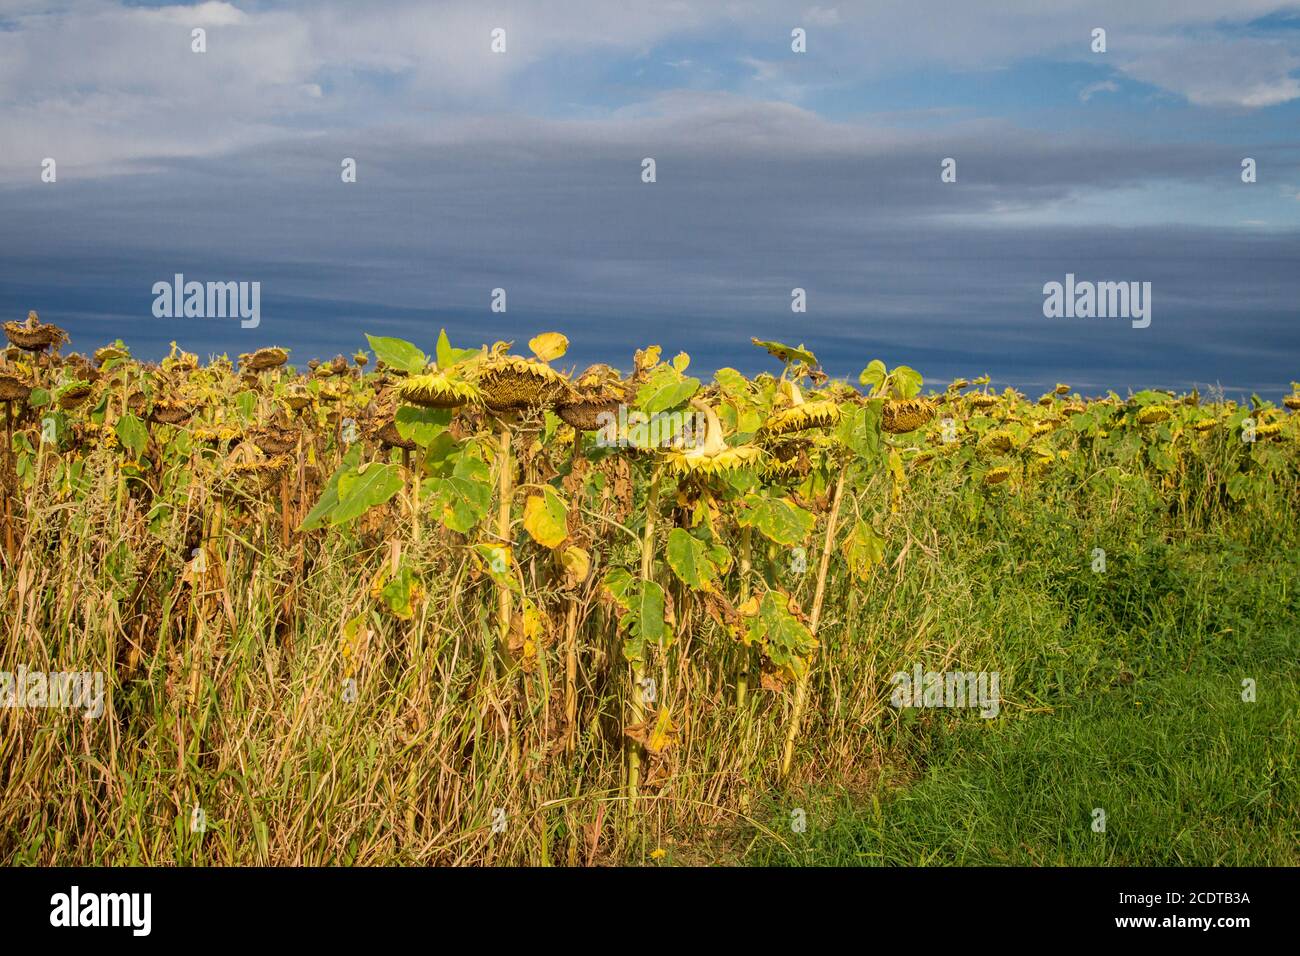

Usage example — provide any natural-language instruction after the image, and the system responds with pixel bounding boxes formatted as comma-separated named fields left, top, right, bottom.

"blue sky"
left=1, top=0, right=1299, bottom=395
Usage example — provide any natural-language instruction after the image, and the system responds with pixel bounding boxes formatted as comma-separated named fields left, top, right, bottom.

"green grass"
left=742, top=536, right=1300, bottom=866
left=747, top=668, right=1298, bottom=865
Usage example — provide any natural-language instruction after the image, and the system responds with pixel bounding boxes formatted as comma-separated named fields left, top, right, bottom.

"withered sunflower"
left=374, top=417, right=417, bottom=451
left=1136, top=406, right=1172, bottom=425
left=1283, top=395, right=1300, bottom=411
left=241, top=347, right=289, bottom=372
left=282, top=384, right=312, bottom=411
left=150, top=400, right=194, bottom=425
left=882, top=397, right=935, bottom=434
left=0, top=370, right=33, bottom=402
left=3, top=312, right=67, bottom=352
left=556, top=364, right=626, bottom=431
left=249, top=425, right=301, bottom=456
left=397, top=371, right=480, bottom=409
left=759, top=381, right=840, bottom=438
left=1255, top=422, right=1283, bottom=439
left=475, top=350, right=572, bottom=412
left=979, top=429, right=1013, bottom=453
left=663, top=399, right=763, bottom=478
left=55, top=381, right=93, bottom=410
left=983, top=466, right=1012, bottom=486
left=94, top=344, right=130, bottom=366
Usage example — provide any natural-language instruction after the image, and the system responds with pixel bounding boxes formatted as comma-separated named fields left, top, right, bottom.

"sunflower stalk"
left=628, top=467, right=662, bottom=804
left=779, top=467, right=846, bottom=780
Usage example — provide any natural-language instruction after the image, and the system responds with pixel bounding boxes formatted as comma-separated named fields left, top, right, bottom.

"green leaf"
left=115, top=413, right=148, bottom=457
left=746, top=591, right=816, bottom=680
left=713, top=367, right=752, bottom=397
left=332, top=462, right=403, bottom=525
left=602, top=568, right=637, bottom=613
left=835, top=401, right=883, bottom=464
left=299, top=446, right=361, bottom=530
left=665, top=528, right=721, bottom=593
left=366, top=334, right=428, bottom=375
left=625, top=579, right=666, bottom=662
left=235, top=390, right=257, bottom=422
left=858, top=359, right=887, bottom=393
left=379, top=564, right=421, bottom=620
left=395, top=405, right=451, bottom=447
left=892, top=365, right=923, bottom=399
left=435, top=329, right=480, bottom=369
left=750, top=338, right=818, bottom=367
left=842, top=519, right=886, bottom=581
left=425, top=454, right=492, bottom=533
left=737, top=495, right=814, bottom=547
left=635, top=366, right=700, bottom=414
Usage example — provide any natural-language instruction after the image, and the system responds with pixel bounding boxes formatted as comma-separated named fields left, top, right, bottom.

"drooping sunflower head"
left=0, top=369, right=34, bottom=403
left=4, top=312, right=68, bottom=352
left=1256, top=421, right=1283, bottom=439
left=979, top=429, right=1014, bottom=454
left=967, top=393, right=999, bottom=410
left=556, top=363, right=627, bottom=431
left=314, top=355, right=351, bottom=378
left=1283, top=395, right=1300, bottom=411
left=248, top=425, right=300, bottom=456
left=149, top=400, right=194, bottom=425
left=1191, top=417, right=1217, bottom=433
left=54, top=380, right=93, bottom=410
left=983, top=466, right=1012, bottom=486
left=241, top=347, right=289, bottom=373
left=475, top=346, right=573, bottom=411
left=761, top=437, right=812, bottom=482
left=1054, top=383, right=1071, bottom=395
left=663, top=399, right=764, bottom=478
left=397, top=371, right=481, bottom=409
left=94, top=343, right=131, bottom=367
left=1136, top=405, right=1172, bottom=425
left=760, top=381, right=841, bottom=439
left=882, top=397, right=935, bottom=434
left=282, top=383, right=312, bottom=412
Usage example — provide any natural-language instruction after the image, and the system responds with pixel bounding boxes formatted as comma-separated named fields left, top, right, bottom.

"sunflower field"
left=1, top=310, right=1297, bottom=865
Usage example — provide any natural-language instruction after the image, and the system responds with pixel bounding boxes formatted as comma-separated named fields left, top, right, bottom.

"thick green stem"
left=779, top=468, right=846, bottom=780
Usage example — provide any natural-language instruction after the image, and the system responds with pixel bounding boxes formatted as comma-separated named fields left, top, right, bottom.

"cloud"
left=3, top=0, right=1300, bottom=181
left=1079, top=80, right=1120, bottom=102
left=2, top=94, right=1297, bottom=393
left=1117, top=36, right=1300, bottom=108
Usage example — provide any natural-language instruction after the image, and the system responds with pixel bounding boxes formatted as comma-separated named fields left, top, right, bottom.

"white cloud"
left=1117, top=36, right=1300, bottom=108
left=1, top=0, right=1298, bottom=179
left=1079, top=80, right=1120, bottom=102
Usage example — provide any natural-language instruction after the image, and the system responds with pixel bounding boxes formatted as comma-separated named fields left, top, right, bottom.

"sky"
left=1, top=0, right=1299, bottom=396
